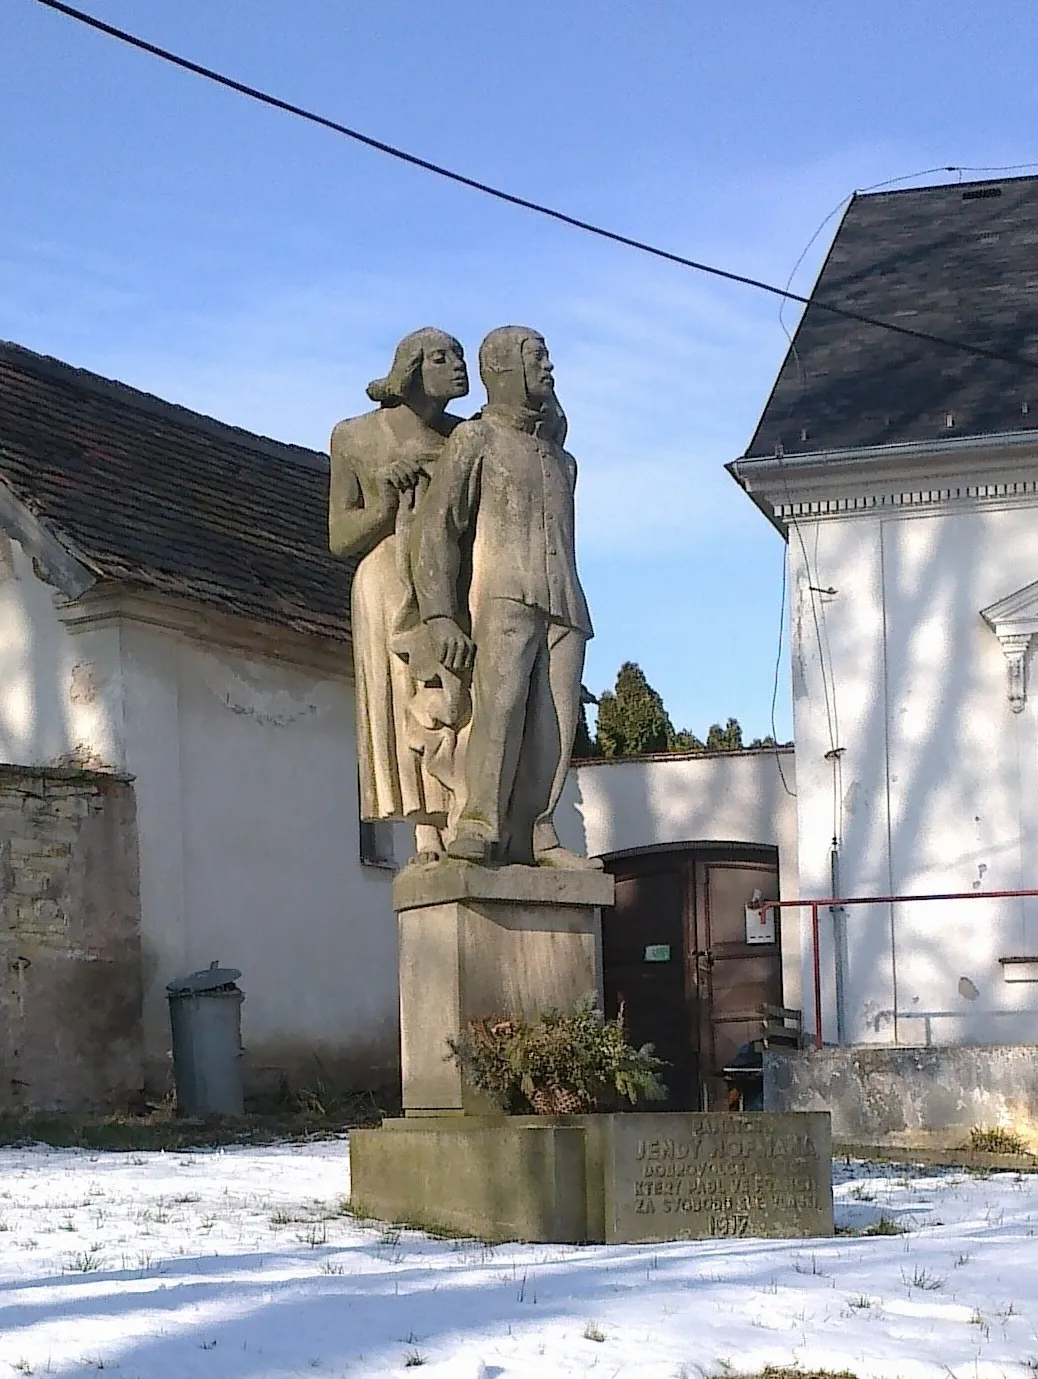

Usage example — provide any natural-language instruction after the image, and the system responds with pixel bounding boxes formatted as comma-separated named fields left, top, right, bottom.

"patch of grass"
left=0, top=1085, right=396, bottom=1152
left=848, top=1294, right=872, bottom=1309
left=862, top=1214, right=909, bottom=1236
left=66, top=1247, right=104, bottom=1273
left=583, top=1320, right=606, bottom=1342
left=322, top=1197, right=352, bottom=1220
left=968, top=1125, right=1027, bottom=1154
left=726, top=1369, right=858, bottom=1379
left=902, top=1265, right=944, bottom=1291
left=349, top=1204, right=500, bottom=1243
left=403, top=1350, right=427, bottom=1368
left=970, top=1308, right=991, bottom=1339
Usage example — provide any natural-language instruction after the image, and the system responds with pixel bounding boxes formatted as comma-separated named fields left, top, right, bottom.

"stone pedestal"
left=349, top=1112, right=834, bottom=1243
left=393, top=860, right=613, bottom=1114
left=356, top=861, right=834, bottom=1244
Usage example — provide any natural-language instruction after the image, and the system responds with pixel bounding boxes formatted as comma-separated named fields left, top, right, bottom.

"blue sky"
left=3, top=1, right=1038, bottom=741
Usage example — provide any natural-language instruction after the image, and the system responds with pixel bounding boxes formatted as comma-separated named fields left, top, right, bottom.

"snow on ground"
left=0, top=1142, right=1036, bottom=1378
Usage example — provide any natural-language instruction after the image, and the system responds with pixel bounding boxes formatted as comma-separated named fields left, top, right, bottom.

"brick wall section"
left=0, top=766, right=143, bottom=1112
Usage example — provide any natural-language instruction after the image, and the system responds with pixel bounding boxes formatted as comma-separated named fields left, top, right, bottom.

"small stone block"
left=349, top=1118, right=588, bottom=1243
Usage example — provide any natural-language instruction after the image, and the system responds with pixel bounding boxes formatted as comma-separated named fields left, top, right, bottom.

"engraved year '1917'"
left=633, top=1196, right=750, bottom=1236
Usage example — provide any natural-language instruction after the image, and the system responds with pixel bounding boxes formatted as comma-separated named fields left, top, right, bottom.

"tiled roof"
left=0, top=341, right=353, bottom=641
left=744, top=174, right=1038, bottom=458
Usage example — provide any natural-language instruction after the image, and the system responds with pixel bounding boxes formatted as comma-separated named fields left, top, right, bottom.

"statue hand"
left=426, top=617, right=475, bottom=674
left=384, top=456, right=426, bottom=492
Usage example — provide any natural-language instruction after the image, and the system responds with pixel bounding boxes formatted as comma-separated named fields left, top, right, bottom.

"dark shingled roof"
left=0, top=341, right=353, bottom=641
left=744, top=174, right=1038, bottom=458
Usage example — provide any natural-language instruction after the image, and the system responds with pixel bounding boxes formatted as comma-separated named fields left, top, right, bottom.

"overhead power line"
left=27, top=0, right=1038, bottom=376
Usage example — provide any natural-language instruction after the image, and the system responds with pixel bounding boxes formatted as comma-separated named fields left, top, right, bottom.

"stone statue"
left=411, top=326, right=597, bottom=869
left=329, top=328, right=470, bottom=863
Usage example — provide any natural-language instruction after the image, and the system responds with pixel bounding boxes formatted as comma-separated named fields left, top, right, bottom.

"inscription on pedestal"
left=605, top=1113, right=833, bottom=1242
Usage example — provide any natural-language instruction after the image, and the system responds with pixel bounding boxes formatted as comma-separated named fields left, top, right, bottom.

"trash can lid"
left=166, top=960, right=242, bottom=996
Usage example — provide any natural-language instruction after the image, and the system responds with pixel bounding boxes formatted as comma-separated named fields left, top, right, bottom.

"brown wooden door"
left=694, top=858, right=782, bottom=1109
left=603, top=847, right=782, bottom=1112
left=602, top=856, right=699, bottom=1110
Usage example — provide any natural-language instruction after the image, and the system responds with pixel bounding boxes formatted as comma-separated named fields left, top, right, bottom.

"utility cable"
left=26, top=0, right=1038, bottom=377
left=768, top=552, right=795, bottom=798
left=766, top=166, right=991, bottom=799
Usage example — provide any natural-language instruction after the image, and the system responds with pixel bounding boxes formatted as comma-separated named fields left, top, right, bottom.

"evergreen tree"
left=705, top=717, right=743, bottom=752
left=671, top=728, right=705, bottom=752
left=595, top=662, right=675, bottom=757
left=571, top=695, right=597, bottom=760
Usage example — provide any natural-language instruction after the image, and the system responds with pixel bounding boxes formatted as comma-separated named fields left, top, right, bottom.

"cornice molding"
left=56, top=587, right=353, bottom=680
left=729, top=431, right=1038, bottom=529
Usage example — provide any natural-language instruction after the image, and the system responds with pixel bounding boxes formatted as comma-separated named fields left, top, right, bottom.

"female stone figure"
left=329, top=328, right=469, bottom=862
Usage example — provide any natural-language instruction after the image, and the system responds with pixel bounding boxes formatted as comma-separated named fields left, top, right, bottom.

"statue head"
left=367, top=328, right=468, bottom=410
left=478, top=327, right=555, bottom=409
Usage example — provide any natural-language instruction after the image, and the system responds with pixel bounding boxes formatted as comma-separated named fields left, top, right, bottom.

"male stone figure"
left=412, top=326, right=597, bottom=868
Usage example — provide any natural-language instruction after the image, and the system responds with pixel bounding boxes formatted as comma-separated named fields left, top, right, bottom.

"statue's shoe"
left=401, top=849, right=443, bottom=870
left=446, top=831, right=494, bottom=864
left=534, top=845, right=605, bottom=871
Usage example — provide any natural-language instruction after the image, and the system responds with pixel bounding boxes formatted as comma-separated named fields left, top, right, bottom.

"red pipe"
left=765, top=886, right=1038, bottom=909
left=811, top=903, right=823, bottom=1049
left=756, top=885, right=1038, bottom=1054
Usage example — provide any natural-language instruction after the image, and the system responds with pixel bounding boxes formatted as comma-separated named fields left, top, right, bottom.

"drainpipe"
left=830, top=835, right=847, bottom=1045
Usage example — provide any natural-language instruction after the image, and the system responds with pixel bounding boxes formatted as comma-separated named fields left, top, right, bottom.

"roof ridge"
left=0, top=339, right=329, bottom=473
left=857, top=170, right=1038, bottom=200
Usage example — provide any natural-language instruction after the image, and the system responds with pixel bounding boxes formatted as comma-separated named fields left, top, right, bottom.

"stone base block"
left=394, top=860, right=612, bottom=1113
left=350, top=1111, right=833, bottom=1244
left=350, top=1118, right=587, bottom=1243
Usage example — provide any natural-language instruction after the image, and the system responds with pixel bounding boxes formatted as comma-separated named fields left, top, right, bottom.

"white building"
left=732, top=173, right=1038, bottom=1141
left=0, top=341, right=399, bottom=1101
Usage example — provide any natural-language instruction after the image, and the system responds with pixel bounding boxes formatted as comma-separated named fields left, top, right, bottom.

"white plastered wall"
left=789, top=500, right=1038, bottom=1047
left=0, top=536, right=122, bottom=768
left=0, top=538, right=399, bottom=1091
left=118, top=623, right=400, bottom=1090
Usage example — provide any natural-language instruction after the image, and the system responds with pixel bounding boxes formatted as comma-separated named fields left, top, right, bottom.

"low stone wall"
left=0, top=766, right=142, bottom=1112
left=764, top=1045, right=1038, bottom=1149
